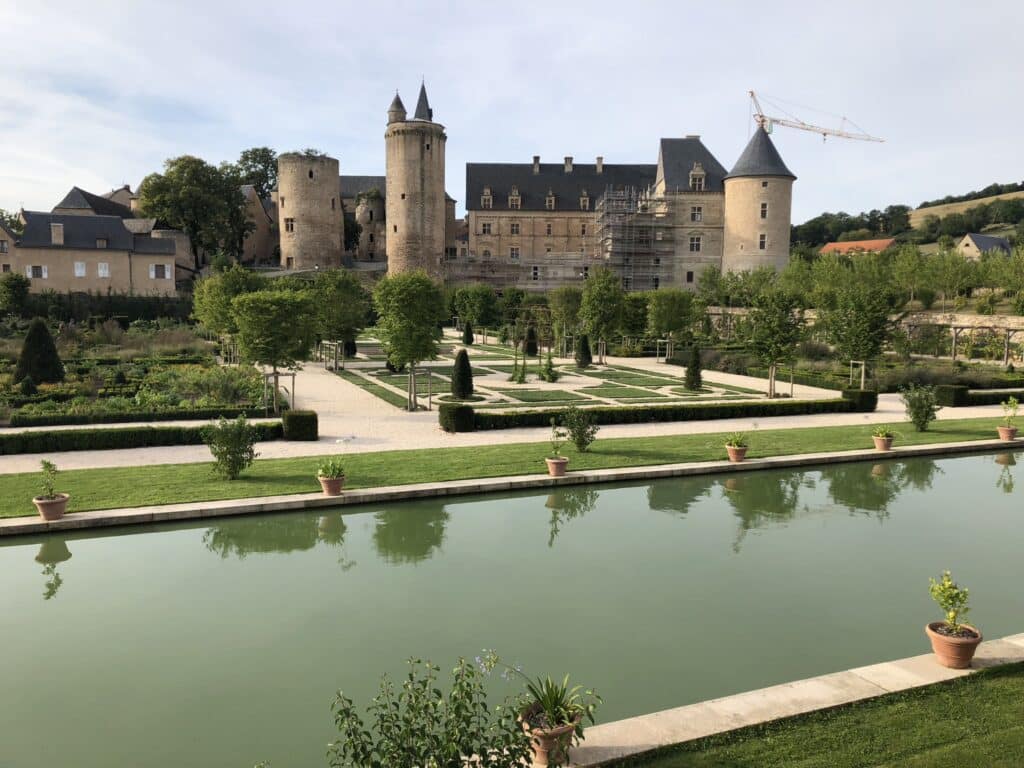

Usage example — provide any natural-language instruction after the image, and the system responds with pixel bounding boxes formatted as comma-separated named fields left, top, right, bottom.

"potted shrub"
left=998, top=396, right=1018, bottom=441
left=33, top=460, right=69, bottom=521
left=545, top=418, right=570, bottom=477
left=317, top=458, right=346, bottom=496
left=872, top=426, right=895, bottom=451
left=725, top=432, right=748, bottom=463
left=925, top=570, right=982, bottom=669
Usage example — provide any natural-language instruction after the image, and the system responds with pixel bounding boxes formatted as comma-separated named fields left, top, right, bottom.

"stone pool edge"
left=0, top=436, right=1017, bottom=537
left=569, top=633, right=1024, bottom=766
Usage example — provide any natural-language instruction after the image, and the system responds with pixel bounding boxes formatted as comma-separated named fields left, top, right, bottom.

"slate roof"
left=18, top=211, right=174, bottom=255
left=132, top=236, right=176, bottom=255
left=414, top=83, right=433, bottom=121
left=964, top=233, right=1011, bottom=254
left=465, top=162, right=656, bottom=212
left=340, top=175, right=386, bottom=199
left=726, top=129, right=795, bottom=180
left=656, top=137, right=729, bottom=193
left=53, top=186, right=135, bottom=218
left=820, top=238, right=896, bottom=254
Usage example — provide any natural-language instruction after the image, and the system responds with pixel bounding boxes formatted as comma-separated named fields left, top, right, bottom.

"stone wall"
left=278, top=153, right=344, bottom=270
left=722, top=176, right=792, bottom=273
left=385, top=121, right=446, bottom=279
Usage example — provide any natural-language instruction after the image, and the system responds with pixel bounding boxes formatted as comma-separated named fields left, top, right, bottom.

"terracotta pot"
left=318, top=476, right=345, bottom=496
left=997, top=425, right=1018, bottom=441
left=872, top=436, right=894, bottom=451
left=925, top=622, right=983, bottom=669
left=521, top=705, right=580, bottom=768
left=545, top=457, right=569, bottom=477
left=725, top=445, right=747, bottom=463
left=33, top=493, right=69, bottom=521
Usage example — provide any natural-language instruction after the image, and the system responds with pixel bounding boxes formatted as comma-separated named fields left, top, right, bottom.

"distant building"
left=958, top=232, right=1011, bottom=260
left=819, top=237, right=896, bottom=255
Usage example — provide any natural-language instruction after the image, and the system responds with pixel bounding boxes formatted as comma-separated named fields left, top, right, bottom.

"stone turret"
left=277, top=152, right=344, bottom=270
left=722, top=128, right=795, bottom=273
left=385, top=83, right=447, bottom=279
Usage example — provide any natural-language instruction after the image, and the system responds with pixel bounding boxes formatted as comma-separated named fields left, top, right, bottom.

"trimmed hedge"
left=9, top=406, right=272, bottom=428
left=439, top=403, right=476, bottom=433
left=0, top=422, right=282, bottom=456
left=841, top=389, right=879, bottom=412
left=443, top=398, right=856, bottom=432
left=935, top=385, right=969, bottom=407
left=282, top=410, right=318, bottom=441
left=937, top=387, right=1024, bottom=407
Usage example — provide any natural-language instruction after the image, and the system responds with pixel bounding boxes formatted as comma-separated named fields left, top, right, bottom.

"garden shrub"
left=935, top=384, right=969, bottom=407
left=575, top=334, right=592, bottom=368
left=975, top=293, right=998, bottom=315
left=562, top=405, right=599, bottom=451
left=841, top=389, right=878, bottom=412
left=282, top=410, right=318, bottom=441
left=450, top=349, right=474, bottom=399
left=15, top=318, right=64, bottom=383
left=201, top=415, right=259, bottom=479
left=902, top=384, right=939, bottom=432
left=18, top=375, right=37, bottom=396
left=8, top=405, right=268, bottom=428
left=343, top=339, right=357, bottom=358
left=0, top=422, right=281, bottom=455
left=525, top=326, right=538, bottom=356
left=685, top=346, right=702, bottom=390
left=462, top=321, right=473, bottom=345
left=918, top=287, right=937, bottom=310
left=438, top=403, right=475, bottom=433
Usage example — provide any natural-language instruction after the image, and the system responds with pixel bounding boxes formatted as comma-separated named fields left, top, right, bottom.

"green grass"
left=492, top=389, right=590, bottom=403
left=620, top=662, right=1024, bottom=768
left=334, top=370, right=410, bottom=409
left=0, top=417, right=1006, bottom=519
left=581, top=385, right=668, bottom=399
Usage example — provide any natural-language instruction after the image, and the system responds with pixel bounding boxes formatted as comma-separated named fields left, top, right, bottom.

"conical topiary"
left=462, top=321, right=473, bottom=345
left=525, top=326, right=538, bottom=357
left=451, top=348, right=474, bottom=399
left=685, top=346, right=702, bottom=390
left=15, top=317, right=64, bottom=383
left=343, top=339, right=357, bottom=358
left=575, top=334, right=592, bottom=369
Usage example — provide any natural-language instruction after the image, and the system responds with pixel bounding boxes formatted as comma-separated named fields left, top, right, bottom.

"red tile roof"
left=820, top=238, right=897, bottom=255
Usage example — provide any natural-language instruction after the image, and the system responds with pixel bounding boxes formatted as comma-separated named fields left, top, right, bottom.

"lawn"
left=0, top=417, right=1008, bottom=519
left=493, top=389, right=590, bottom=403
left=619, top=662, right=1024, bottom=767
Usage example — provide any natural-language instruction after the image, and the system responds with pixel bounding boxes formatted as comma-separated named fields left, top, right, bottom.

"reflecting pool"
left=2, top=451, right=1022, bottom=767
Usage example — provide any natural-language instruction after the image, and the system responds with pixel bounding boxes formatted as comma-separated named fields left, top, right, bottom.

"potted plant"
left=545, top=418, right=570, bottom=477
left=725, top=432, right=748, bottom=463
left=872, top=426, right=895, bottom=451
left=998, top=396, right=1018, bottom=441
left=925, top=570, right=982, bottom=669
left=32, top=460, right=69, bottom=521
left=317, top=458, right=346, bottom=496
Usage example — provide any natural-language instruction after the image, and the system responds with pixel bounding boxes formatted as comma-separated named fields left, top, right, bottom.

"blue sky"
left=1, top=0, right=1022, bottom=222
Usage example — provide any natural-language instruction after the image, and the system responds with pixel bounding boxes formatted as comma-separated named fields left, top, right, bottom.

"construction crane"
left=749, top=90, right=884, bottom=143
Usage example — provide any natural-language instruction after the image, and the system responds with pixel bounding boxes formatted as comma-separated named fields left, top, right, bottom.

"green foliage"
left=317, top=458, right=345, bottom=479
left=620, top=292, right=649, bottom=338
left=579, top=267, right=624, bottom=345
left=39, top=460, right=58, bottom=500
left=725, top=432, right=748, bottom=448
left=929, top=570, right=972, bottom=634
left=872, top=426, right=894, bottom=438
left=373, top=271, right=446, bottom=368
left=192, top=264, right=267, bottom=335
left=1003, top=396, right=1018, bottom=427
left=455, top=283, right=499, bottom=329
left=548, top=418, right=569, bottom=459
left=935, top=384, right=969, bottom=407
left=18, top=375, right=36, bottom=396
left=522, top=675, right=601, bottom=748
left=234, top=146, right=278, bottom=200
left=902, top=383, right=940, bottom=431
left=975, top=293, right=998, bottom=315
left=685, top=346, right=702, bottom=391
left=561, top=405, right=599, bottom=452
left=15, top=318, right=64, bottom=383
left=313, top=269, right=370, bottom=344
left=232, top=290, right=316, bottom=374
left=201, top=415, right=258, bottom=480
left=282, top=410, right=318, bottom=441
left=840, top=389, right=879, bottom=412
left=538, top=350, right=560, bottom=382
left=747, top=290, right=804, bottom=397
left=0, top=272, right=31, bottom=316
left=525, top=325, right=538, bottom=356
left=0, top=422, right=281, bottom=456
left=821, top=284, right=892, bottom=365
left=646, top=289, right=696, bottom=341
left=327, top=657, right=531, bottom=768
left=0, top=207, right=23, bottom=235
left=438, top=403, right=475, bottom=433
left=575, top=334, right=592, bottom=368
left=548, top=286, right=583, bottom=338
left=450, top=349, right=474, bottom=399
left=462, top=321, right=473, bottom=345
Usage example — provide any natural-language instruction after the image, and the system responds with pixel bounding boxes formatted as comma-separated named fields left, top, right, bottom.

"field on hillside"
left=909, top=190, right=1024, bottom=227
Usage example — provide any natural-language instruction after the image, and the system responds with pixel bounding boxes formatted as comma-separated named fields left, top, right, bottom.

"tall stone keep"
left=722, top=128, right=795, bottom=273
left=385, top=84, right=447, bottom=279
left=277, top=152, right=344, bottom=270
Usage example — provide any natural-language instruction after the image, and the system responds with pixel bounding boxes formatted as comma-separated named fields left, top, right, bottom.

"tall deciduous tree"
left=646, top=288, right=696, bottom=343
left=193, top=264, right=267, bottom=335
left=235, top=147, right=278, bottom=200
left=313, top=269, right=370, bottom=368
left=821, top=284, right=892, bottom=375
left=373, top=271, right=446, bottom=411
left=747, top=290, right=805, bottom=398
left=893, top=244, right=925, bottom=304
left=579, top=267, right=624, bottom=363
left=454, top=284, right=498, bottom=337
left=548, top=285, right=583, bottom=339
left=927, top=250, right=977, bottom=310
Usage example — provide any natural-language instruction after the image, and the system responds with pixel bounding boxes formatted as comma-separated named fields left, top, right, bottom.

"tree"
left=219, top=162, right=256, bottom=262
left=685, top=346, right=702, bottom=390
left=455, top=284, right=498, bottom=334
left=450, top=348, right=473, bottom=399
left=373, top=271, right=447, bottom=411
left=579, top=267, right=624, bottom=363
left=0, top=272, right=31, bottom=316
left=525, top=325, right=538, bottom=356
left=821, top=284, right=892, bottom=374
left=343, top=213, right=362, bottom=253
left=313, top=269, right=369, bottom=368
left=231, top=290, right=316, bottom=413
left=928, top=250, right=976, bottom=310
left=548, top=285, right=583, bottom=341
left=575, top=333, right=592, bottom=368
left=462, top=321, right=473, bottom=345
left=747, top=290, right=805, bottom=397
left=646, top=289, right=695, bottom=344
left=235, top=146, right=278, bottom=199
left=498, top=287, right=526, bottom=325
left=0, top=208, right=23, bottom=236
left=192, top=264, right=267, bottom=335
left=15, top=318, right=64, bottom=383
left=893, top=244, right=925, bottom=304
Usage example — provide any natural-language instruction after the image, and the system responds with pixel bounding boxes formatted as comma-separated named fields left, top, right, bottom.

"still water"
left=2, top=451, right=1022, bottom=767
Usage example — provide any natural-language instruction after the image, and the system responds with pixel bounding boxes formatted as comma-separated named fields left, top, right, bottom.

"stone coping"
left=569, top=633, right=1024, bottom=766
left=0, top=437, right=1017, bottom=538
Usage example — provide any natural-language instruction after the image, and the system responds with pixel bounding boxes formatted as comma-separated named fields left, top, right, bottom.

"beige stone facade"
left=722, top=176, right=793, bottom=273
left=277, top=153, right=344, bottom=270
left=240, top=185, right=277, bottom=265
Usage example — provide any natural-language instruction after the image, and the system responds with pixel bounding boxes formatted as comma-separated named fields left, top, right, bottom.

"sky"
left=1, top=0, right=1022, bottom=223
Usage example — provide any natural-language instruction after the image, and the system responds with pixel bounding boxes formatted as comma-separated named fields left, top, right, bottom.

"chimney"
left=684, top=134, right=700, bottom=139
left=533, top=155, right=540, bottom=174
left=564, top=156, right=573, bottom=173
left=596, top=156, right=604, bottom=174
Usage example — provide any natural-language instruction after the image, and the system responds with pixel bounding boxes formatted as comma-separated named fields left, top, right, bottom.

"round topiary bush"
left=575, top=334, right=592, bottom=369
left=15, top=317, right=64, bottom=384
left=462, top=321, right=473, bottom=346
left=451, top=349, right=474, bottom=399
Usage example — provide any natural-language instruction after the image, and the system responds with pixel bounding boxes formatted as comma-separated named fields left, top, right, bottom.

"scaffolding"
left=595, top=186, right=670, bottom=291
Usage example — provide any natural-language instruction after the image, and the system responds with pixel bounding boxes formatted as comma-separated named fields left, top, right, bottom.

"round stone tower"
left=722, top=128, right=795, bottom=273
left=385, top=84, right=447, bottom=280
left=277, top=152, right=344, bottom=270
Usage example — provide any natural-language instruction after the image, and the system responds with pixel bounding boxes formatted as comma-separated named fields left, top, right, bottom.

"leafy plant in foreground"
left=929, top=570, right=972, bottom=635
left=561, top=405, right=598, bottom=452
left=201, top=415, right=258, bottom=480
left=901, top=383, right=939, bottom=431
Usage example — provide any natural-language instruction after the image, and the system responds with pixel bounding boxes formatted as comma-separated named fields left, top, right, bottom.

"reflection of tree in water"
left=646, top=476, right=715, bottom=518
left=721, top=470, right=806, bottom=553
left=372, top=503, right=449, bottom=565
left=203, top=513, right=355, bottom=568
left=35, top=538, right=72, bottom=600
left=995, top=453, right=1016, bottom=494
left=822, top=457, right=940, bottom=519
left=545, top=487, right=599, bottom=547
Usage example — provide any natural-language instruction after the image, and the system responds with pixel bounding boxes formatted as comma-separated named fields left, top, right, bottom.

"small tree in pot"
left=545, top=418, right=570, bottom=477
left=925, top=570, right=982, bottom=668
left=32, top=460, right=69, bottom=521
left=317, top=458, right=345, bottom=496
left=998, top=396, right=1018, bottom=441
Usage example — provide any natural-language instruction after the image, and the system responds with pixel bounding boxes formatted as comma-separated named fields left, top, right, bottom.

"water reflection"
left=646, top=476, right=715, bottom=517
left=720, top=471, right=807, bottom=553
left=822, top=460, right=939, bottom=517
left=545, top=487, right=599, bottom=547
left=994, top=453, right=1016, bottom=494
left=203, top=512, right=355, bottom=568
left=372, top=503, right=449, bottom=564
left=35, top=538, right=72, bottom=600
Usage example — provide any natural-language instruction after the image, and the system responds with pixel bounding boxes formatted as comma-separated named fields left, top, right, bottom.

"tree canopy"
left=647, top=288, right=696, bottom=340
left=579, top=267, right=624, bottom=344
left=192, top=264, right=267, bottom=335
left=313, top=269, right=370, bottom=342
left=234, top=147, right=278, bottom=200
left=747, top=289, right=804, bottom=397
left=373, top=270, right=446, bottom=368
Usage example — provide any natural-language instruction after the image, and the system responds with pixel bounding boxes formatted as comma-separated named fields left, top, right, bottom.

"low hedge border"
left=438, top=398, right=857, bottom=432
left=282, top=410, right=318, bottom=441
left=439, top=403, right=475, bottom=433
left=9, top=406, right=275, bottom=428
left=935, top=385, right=969, bottom=407
left=841, top=389, right=879, bottom=412
left=0, top=422, right=283, bottom=456
left=937, top=385, right=1024, bottom=407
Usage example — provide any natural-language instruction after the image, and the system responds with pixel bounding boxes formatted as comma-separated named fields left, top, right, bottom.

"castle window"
left=286, top=257, right=294, bottom=268
left=482, top=249, right=491, bottom=258
left=96, top=238, right=107, bottom=249
left=368, top=210, right=373, bottom=221
left=760, top=202, right=768, bottom=219
left=623, top=276, right=632, bottom=290
left=689, top=174, right=705, bottom=191
left=30, top=265, right=46, bottom=278
left=425, top=143, right=430, bottom=150
left=545, top=223, right=552, bottom=236
left=581, top=223, right=587, bottom=236
left=580, top=197, right=589, bottom=211
left=394, top=225, right=398, bottom=233
left=653, top=276, right=660, bottom=289
left=689, top=236, right=702, bottom=253
left=531, top=266, right=539, bottom=281
left=762, top=181, right=769, bottom=188
left=759, top=234, right=767, bottom=250
left=308, top=170, right=314, bottom=179
left=509, top=186, right=521, bottom=209
left=481, top=186, right=492, bottom=209
left=280, top=196, right=285, bottom=208
left=653, top=257, right=661, bottom=266
left=545, top=246, right=552, bottom=253
left=655, top=231, right=663, bottom=241
left=0, top=240, right=7, bottom=253
left=583, top=266, right=590, bottom=279
left=285, top=218, right=295, bottom=232
left=690, top=206, right=703, bottom=222
left=74, top=261, right=85, bottom=277
left=509, top=246, right=520, bottom=260
left=545, top=192, right=556, bottom=210
left=332, top=198, right=336, bottom=210
left=481, top=222, right=492, bottom=235
left=369, top=234, right=374, bottom=243
left=686, top=271, right=694, bottom=283
left=98, top=262, right=110, bottom=278
left=153, top=264, right=168, bottom=279
left=1, top=263, right=10, bottom=271
left=401, top=193, right=406, bottom=200
left=510, top=222, right=520, bottom=235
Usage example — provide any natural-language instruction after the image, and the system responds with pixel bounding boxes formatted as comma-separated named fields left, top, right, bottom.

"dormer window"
left=508, top=185, right=521, bottom=210
left=689, top=162, right=706, bottom=191
left=579, top=190, right=589, bottom=211
left=545, top=190, right=556, bottom=211
left=481, top=186, right=492, bottom=209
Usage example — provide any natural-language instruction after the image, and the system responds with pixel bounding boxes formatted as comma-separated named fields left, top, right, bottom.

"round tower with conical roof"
left=722, top=128, right=795, bottom=273
left=385, top=83, right=447, bottom=280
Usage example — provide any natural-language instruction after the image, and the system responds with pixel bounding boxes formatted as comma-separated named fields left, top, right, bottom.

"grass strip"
left=617, top=662, right=1024, bottom=768
left=0, top=417, right=1009, bottom=519
left=491, top=389, right=590, bottom=403
left=334, top=370, right=408, bottom=409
